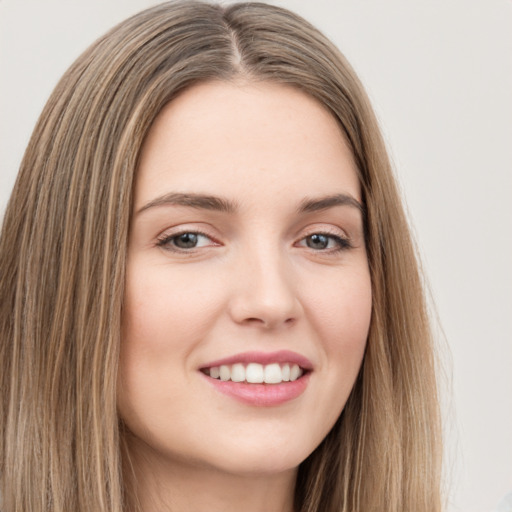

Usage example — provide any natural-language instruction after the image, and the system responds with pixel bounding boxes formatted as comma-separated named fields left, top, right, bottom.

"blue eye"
left=173, top=233, right=200, bottom=249
left=299, top=233, right=351, bottom=251
left=157, top=232, right=213, bottom=251
left=306, top=234, right=330, bottom=250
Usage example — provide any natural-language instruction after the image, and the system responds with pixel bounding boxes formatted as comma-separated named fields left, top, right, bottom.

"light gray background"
left=1, top=1, right=511, bottom=511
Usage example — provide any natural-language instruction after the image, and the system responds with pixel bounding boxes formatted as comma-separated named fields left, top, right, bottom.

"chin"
left=186, top=433, right=318, bottom=476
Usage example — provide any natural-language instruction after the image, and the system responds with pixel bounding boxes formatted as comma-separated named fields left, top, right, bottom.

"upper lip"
left=200, top=350, right=314, bottom=371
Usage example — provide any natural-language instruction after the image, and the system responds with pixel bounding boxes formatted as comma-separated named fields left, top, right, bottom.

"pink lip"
left=199, top=350, right=313, bottom=407
left=200, top=372, right=311, bottom=407
left=200, top=350, right=314, bottom=370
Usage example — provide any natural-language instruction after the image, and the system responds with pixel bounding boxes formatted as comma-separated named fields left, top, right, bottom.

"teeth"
left=231, top=363, right=245, bottom=382
left=264, top=363, right=282, bottom=384
left=290, top=364, right=301, bottom=381
left=205, top=362, right=304, bottom=384
left=246, top=363, right=264, bottom=383
left=219, top=365, right=230, bottom=381
left=282, top=363, right=290, bottom=382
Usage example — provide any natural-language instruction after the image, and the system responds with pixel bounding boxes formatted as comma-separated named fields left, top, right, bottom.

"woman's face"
left=118, top=81, right=372, bottom=476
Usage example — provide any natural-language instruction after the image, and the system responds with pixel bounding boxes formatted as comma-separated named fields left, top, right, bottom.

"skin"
left=118, top=80, right=372, bottom=512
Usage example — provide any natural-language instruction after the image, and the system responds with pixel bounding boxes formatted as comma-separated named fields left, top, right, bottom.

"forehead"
left=134, top=80, right=360, bottom=210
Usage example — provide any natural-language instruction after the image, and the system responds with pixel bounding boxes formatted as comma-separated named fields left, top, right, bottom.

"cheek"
left=122, top=262, right=224, bottom=349
left=308, top=264, right=372, bottom=345
left=117, top=262, right=225, bottom=419
left=305, top=264, right=372, bottom=395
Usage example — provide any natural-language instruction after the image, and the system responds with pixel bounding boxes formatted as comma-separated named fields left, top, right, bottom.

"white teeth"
left=219, top=365, right=230, bottom=381
left=290, top=364, right=301, bottom=382
left=282, top=363, right=290, bottom=382
left=264, top=363, right=282, bottom=384
left=246, top=363, right=264, bottom=383
left=205, top=362, right=305, bottom=384
left=231, top=363, right=245, bottom=382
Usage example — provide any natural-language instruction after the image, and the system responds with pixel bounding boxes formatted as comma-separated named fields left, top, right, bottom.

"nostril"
left=242, top=316, right=296, bottom=328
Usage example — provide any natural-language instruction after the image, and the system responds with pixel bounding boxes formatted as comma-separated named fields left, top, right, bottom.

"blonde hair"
left=0, top=1, right=442, bottom=511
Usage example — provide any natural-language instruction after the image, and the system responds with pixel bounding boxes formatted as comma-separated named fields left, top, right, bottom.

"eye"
left=156, top=231, right=216, bottom=251
left=297, top=233, right=352, bottom=252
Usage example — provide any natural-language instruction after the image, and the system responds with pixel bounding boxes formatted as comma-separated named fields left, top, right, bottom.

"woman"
left=0, top=1, right=442, bottom=511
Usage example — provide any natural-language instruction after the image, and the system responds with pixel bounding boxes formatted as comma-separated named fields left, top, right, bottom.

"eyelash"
left=155, top=230, right=353, bottom=254
left=156, top=230, right=217, bottom=252
left=297, top=232, right=353, bottom=253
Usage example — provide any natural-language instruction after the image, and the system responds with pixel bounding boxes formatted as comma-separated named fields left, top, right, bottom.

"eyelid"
left=298, top=223, right=351, bottom=242
left=294, top=224, right=353, bottom=252
left=153, top=223, right=354, bottom=254
left=296, top=234, right=352, bottom=251
left=155, top=226, right=221, bottom=252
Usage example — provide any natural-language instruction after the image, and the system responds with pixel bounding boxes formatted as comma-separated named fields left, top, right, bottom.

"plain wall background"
left=1, top=1, right=511, bottom=510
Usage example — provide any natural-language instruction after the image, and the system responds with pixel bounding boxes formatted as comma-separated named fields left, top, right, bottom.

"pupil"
left=307, top=234, right=328, bottom=249
left=175, top=233, right=198, bottom=248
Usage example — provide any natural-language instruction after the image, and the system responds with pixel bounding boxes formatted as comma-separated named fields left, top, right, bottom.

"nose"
left=228, top=246, right=303, bottom=329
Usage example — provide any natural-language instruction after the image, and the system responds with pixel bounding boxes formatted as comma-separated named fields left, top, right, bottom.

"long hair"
left=0, top=2, right=442, bottom=511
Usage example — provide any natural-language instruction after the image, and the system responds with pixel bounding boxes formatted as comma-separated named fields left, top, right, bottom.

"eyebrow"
left=137, top=192, right=239, bottom=215
left=297, top=194, right=364, bottom=215
left=136, top=191, right=364, bottom=216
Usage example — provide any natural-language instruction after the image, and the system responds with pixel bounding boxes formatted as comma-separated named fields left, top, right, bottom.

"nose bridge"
left=229, top=239, right=301, bottom=328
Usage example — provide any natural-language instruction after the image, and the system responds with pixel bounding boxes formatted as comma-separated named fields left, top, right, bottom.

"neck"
left=123, top=437, right=297, bottom=512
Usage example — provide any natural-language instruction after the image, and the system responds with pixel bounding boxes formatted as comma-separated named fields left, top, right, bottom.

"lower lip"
left=200, top=372, right=311, bottom=407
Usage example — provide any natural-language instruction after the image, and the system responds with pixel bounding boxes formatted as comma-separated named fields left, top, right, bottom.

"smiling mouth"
left=201, top=362, right=306, bottom=384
